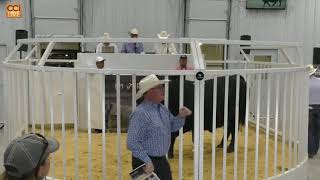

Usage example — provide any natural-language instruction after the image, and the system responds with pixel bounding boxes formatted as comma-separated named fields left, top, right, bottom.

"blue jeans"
left=308, top=107, right=320, bottom=157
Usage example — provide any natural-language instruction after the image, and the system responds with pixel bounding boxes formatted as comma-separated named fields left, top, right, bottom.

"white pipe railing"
left=1, top=39, right=309, bottom=180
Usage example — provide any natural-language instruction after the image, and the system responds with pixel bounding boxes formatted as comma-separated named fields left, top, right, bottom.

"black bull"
left=168, top=75, right=247, bottom=158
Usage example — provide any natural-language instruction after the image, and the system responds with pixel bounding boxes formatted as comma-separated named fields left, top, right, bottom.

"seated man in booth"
left=121, top=28, right=144, bottom=54
left=96, top=33, right=118, bottom=53
left=153, top=30, right=177, bottom=54
left=175, top=55, right=193, bottom=70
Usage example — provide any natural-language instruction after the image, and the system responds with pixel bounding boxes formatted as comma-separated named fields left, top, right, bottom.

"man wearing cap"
left=121, top=28, right=144, bottom=54
left=308, top=65, right=320, bottom=158
left=176, top=55, right=193, bottom=70
left=153, top=31, right=177, bottom=54
left=127, top=74, right=192, bottom=180
left=96, top=33, right=118, bottom=53
left=96, top=56, right=106, bottom=69
left=2, top=133, right=59, bottom=180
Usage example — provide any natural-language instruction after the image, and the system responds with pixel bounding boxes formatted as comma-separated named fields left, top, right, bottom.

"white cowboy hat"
left=96, top=56, right=105, bottom=62
left=308, top=64, right=317, bottom=75
left=157, top=31, right=170, bottom=39
left=102, top=32, right=110, bottom=39
left=136, top=74, right=169, bottom=100
left=129, top=28, right=139, bottom=35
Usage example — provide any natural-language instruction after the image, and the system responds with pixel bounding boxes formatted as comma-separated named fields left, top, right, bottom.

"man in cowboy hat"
left=308, top=64, right=320, bottom=158
left=96, top=32, right=118, bottom=53
left=1, top=133, right=59, bottom=180
left=121, top=28, right=144, bottom=54
left=153, top=30, right=177, bottom=54
left=127, top=74, right=192, bottom=180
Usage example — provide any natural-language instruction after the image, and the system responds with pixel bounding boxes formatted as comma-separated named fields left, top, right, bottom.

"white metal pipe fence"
left=0, top=38, right=310, bottom=180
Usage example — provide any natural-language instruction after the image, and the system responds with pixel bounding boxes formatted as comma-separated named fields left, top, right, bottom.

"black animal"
left=263, top=0, right=282, bottom=7
left=168, top=75, right=247, bottom=158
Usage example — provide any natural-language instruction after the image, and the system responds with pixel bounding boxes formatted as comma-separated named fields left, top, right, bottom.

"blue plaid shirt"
left=121, top=42, right=144, bottom=53
left=127, top=100, right=185, bottom=163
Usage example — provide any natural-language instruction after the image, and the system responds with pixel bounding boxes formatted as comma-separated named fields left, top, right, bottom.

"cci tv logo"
left=6, top=3, right=22, bottom=18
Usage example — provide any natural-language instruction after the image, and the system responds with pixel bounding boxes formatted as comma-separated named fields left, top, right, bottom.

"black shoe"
left=308, top=154, right=315, bottom=158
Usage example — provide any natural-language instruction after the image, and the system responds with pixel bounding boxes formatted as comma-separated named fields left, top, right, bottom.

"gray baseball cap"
left=3, top=133, right=59, bottom=178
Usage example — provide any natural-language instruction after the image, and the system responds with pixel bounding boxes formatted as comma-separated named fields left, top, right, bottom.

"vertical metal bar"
left=224, top=44, right=227, bottom=70
left=73, top=73, right=79, bottom=180
left=8, top=69, right=16, bottom=138
left=40, top=71, right=45, bottom=135
left=234, top=74, right=240, bottom=180
left=294, top=73, right=300, bottom=166
left=254, top=74, right=262, bottom=180
left=16, top=70, right=21, bottom=134
left=274, top=73, right=280, bottom=175
left=179, top=75, right=184, bottom=180
left=199, top=78, right=205, bottom=180
left=211, top=76, right=217, bottom=180
left=86, top=73, right=92, bottom=180
left=30, top=70, right=35, bottom=133
left=193, top=79, right=200, bottom=180
left=243, top=75, right=251, bottom=180
left=116, top=74, right=122, bottom=180
left=23, top=70, right=29, bottom=133
left=60, top=72, right=66, bottom=180
left=265, top=73, right=271, bottom=179
left=281, top=73, right=288, bottom=173
left=304, top=73, right=309, bottom=159
left=165, top=75, right=169, bottom=108
left=222, top=75, right=229, bottom=180
left=48, top=73, right=55, bottom=179
left=288, top=73, right=294, bottom=169
left=101, top=74, right=106, bottom=180
left=6, top=69, right=12, bottom=140
left=132, top=75, right=136, bottom=111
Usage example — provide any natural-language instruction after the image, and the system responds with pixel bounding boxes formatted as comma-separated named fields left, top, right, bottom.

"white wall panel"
left=32, top=0, right=79, bottom=36
left=33, top=0, right=78, bottom=18
left=229, top=0, right=314, bottom=64
left=34, top=19, right=79, bottom=35
left=84, top=0, right=184, bottom=51
left=189, top=0, right=227, bottom=20
left=189, top=20, right=226, bottom=38
left=85, top=0, right=184, bottom=37
left=187, top=0, right=228, bottom=38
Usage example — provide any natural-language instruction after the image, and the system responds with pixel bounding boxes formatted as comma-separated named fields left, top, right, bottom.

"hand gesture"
left=178, top=106, right=192, bottom=118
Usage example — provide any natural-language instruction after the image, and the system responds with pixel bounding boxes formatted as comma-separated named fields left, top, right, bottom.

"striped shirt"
left=127, top=100, right=185, bottom=163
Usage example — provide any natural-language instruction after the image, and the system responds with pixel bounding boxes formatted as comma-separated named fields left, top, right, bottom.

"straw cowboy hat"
left=129, top=28, right=139, bottom=35
left=102, top=32, right=111, bottom=39
left=136, top=74, right=169, bottom=100
left=157, top=31, right=170, bottom=39
left=308, top=64, right=318, bottom=75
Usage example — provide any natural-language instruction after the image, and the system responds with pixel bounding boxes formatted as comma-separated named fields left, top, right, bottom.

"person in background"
left=96, top=33, right=118, bottom=53
left=96, top=56, right=106, bottom=69
left=1, top=133, right=59, bottom=180
left=153, top=31, right=177, bottom=54
left=176, top=55, right=193, bottom=70
left=121, top=28, right=144, bottom=54
left=127, top=74, right=192, bottom=180
left=308, top=64, right=320, bottom=158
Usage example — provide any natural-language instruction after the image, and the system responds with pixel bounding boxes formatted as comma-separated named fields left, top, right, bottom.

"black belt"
left=149, top=155, right=166, bottom=160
